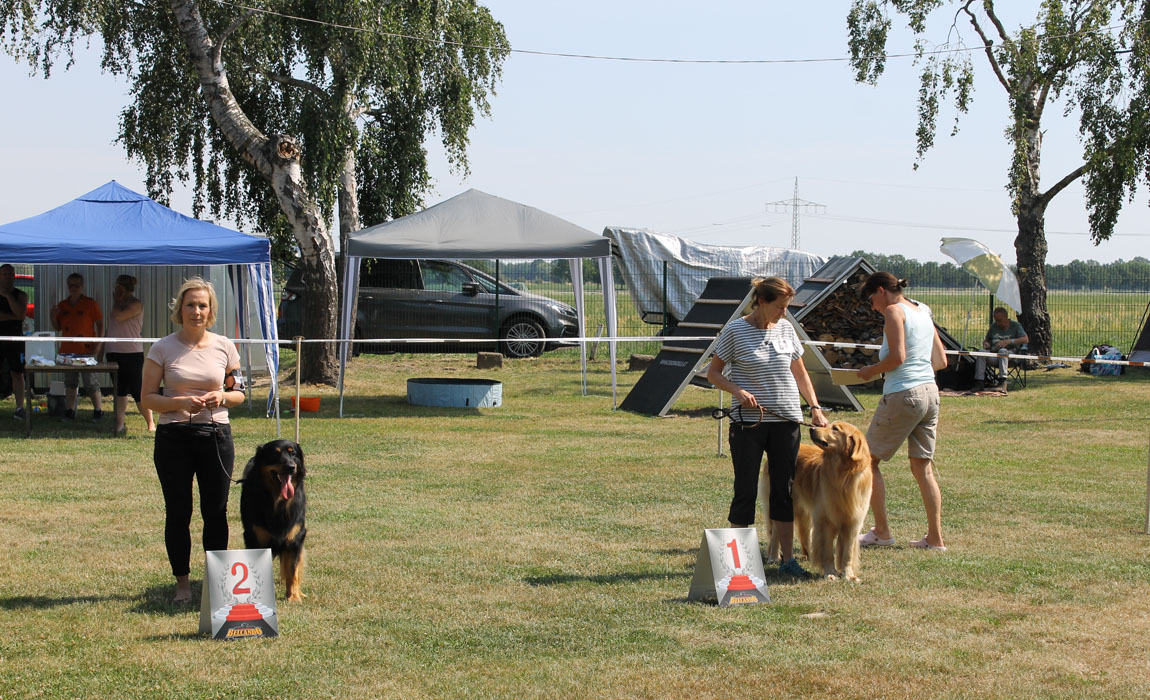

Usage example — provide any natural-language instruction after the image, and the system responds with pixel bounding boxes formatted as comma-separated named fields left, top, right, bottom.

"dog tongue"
left=280, top=474, right=295, bottom=501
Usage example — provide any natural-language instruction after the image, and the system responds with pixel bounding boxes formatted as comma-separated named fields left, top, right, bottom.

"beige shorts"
left=866, top=382, right=939, bottom=462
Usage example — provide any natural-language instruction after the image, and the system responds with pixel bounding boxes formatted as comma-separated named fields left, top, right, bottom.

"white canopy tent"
left=338, top=189, right=617, bottom=413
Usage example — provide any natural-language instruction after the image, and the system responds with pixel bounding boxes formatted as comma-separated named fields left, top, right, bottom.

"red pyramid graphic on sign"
left=726, top=574, right=756, bottom=591
left=225, top=603, right=263, bottom=622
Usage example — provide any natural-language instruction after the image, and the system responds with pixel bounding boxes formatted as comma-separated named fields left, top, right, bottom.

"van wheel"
left=501, top=318, right=545, bottom=358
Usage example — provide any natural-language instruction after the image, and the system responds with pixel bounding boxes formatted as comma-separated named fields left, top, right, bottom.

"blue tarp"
left=0, top=181, right=280, bottom=422
left=0, top=181, right=270, bottom=264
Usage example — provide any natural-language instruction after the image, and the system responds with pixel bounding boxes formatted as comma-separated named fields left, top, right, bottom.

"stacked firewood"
left=796, top=272, right=884, bottom=369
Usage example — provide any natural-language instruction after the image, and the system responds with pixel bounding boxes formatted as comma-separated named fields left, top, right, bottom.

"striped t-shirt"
left=712, top=317, right=804, bottom=423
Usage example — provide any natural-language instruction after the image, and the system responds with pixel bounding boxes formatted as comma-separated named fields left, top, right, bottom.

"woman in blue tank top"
left=856, top=273, right=949, bottom=551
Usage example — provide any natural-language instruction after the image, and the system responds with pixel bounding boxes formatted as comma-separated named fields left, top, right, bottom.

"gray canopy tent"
left=338, top=189, right=617, bottom=413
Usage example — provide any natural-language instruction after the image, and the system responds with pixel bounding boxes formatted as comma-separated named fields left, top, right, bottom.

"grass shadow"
left=127, top=581, right=204, bottom=616
left=525, top=570, right=691, bottom=586
left=0, top=592, right=136, bottom=610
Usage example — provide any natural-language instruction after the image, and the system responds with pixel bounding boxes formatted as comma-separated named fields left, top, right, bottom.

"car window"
left=420, top=261, right=472, bottom=292
left=362, top=259, right=421, bottom=289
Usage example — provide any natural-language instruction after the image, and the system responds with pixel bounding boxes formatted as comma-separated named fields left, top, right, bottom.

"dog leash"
left=710, top=405, right=818, bottom=428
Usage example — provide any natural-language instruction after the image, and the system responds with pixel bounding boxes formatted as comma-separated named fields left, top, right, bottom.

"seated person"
left=974, top=307, right=1028, bottom=390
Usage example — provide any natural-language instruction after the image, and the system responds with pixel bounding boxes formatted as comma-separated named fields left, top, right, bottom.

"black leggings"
left=727, top=421, right=800, bottom=525
left=153, top=423, right=234, bottom=577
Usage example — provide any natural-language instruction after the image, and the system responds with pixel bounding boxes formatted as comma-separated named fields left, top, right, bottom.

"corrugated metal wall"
left=28, top=264, right=270, bottom=385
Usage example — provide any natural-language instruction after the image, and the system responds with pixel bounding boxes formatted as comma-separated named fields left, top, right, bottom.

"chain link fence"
left=268, top=256, right=1150, bottom=362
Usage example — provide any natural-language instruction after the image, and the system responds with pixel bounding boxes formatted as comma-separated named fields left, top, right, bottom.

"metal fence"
left=480, top=257, right=1149, bottom=361
left=224, top=256, right=1150, bottom=362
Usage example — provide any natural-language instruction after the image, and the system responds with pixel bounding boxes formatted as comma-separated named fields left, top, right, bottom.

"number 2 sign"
left=687, top=528, right=770, bottom=606
left=199, top=549, right=280, bottom=639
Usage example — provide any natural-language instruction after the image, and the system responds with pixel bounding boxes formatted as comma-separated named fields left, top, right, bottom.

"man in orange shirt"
left=50, top=272, right=105, bottom=421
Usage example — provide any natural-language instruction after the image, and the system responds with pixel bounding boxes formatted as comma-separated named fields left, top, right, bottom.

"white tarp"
left=602, top=227, right=826, bottom=324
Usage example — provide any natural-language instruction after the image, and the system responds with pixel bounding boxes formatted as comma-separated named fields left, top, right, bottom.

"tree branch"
left=962, top=1, right=1011, bottom=92
left=267, top=72, right=327, bottom=99
left=212, top=8, right=257, bottom=67
left=1039, top=164, right=1087, bottom=207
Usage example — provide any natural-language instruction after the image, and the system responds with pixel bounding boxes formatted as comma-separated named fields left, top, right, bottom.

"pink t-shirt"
left=147, top=332, right=241, bottom=425
left=105, top=300, right=144, bottom=353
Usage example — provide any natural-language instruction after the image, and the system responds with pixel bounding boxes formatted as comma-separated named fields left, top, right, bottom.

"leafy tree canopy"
left=847, top=0, right=1150, bottom=245
left=1, top=0, right=510, bottom=264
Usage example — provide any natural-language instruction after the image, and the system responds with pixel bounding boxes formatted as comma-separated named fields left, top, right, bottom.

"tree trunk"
left=1010, top=84, right=1053, bottom=358
left=1014, top=195, right=1052, bottom=357
left=337, top=143, right=361, bottom=361
left=170, top=0, right=338, bottom=384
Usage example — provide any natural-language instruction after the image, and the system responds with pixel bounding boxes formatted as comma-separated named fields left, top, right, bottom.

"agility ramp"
left=619, top=276, right=860, bottom=417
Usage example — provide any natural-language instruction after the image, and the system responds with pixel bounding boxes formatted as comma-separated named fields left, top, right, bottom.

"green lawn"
left=2, top=354, right=1149, bottom=698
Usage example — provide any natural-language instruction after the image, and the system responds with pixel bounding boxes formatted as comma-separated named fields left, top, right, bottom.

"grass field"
left=2, top=354, right=1150, bottom=699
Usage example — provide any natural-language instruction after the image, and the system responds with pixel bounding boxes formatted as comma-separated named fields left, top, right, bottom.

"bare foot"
left=174, top=576, right=192, bottom=603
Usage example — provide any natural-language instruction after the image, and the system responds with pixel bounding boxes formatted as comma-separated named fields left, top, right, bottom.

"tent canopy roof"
left=0, top=181, right=270, bottom=265
left=346, top=189, right=610, bottom=260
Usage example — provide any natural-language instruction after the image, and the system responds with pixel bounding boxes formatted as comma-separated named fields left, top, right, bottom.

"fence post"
left=662, top=260, right=668, bottom=335
left=294, top=336, right=302, bottom=444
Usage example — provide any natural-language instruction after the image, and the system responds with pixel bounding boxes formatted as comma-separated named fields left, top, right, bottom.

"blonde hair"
left=170, top=277, right=218, bottom=327
left=750, top=276, right=795, bottom=307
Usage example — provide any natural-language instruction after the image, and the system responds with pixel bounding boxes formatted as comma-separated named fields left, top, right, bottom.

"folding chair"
left=1006, top=347, right=1028, bottom=390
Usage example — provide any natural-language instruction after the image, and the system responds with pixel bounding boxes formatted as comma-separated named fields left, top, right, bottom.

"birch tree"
left=1, top=0, right=508, bottom=383
left=847, top=0, right=1150, bottom=355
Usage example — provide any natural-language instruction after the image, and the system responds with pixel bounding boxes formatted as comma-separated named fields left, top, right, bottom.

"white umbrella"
left=939, top=237, right=1021, bottom=313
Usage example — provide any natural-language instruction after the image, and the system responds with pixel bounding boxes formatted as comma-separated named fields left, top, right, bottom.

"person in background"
left=0, top=264, right=29, bottom=419
left=99, top=274, right=155, bottom=435
left=973, top=307, right=1028, bottom=391
left=50, top=272, right=104, bottom=422
left=706, top=276, right=829, bottom=579
left=856, top=272, right=950, bottom=551
left=141, top=277, right=244, bottom=603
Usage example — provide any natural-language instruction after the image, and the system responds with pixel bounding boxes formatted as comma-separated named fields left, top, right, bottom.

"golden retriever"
left=759, top=421, right=874, bottom=582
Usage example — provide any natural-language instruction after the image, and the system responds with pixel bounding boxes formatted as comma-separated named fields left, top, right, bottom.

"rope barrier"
left=4, top=335, right=1146, bottom=367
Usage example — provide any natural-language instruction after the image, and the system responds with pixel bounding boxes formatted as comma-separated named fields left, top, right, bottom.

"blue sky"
left=2, top=1, right=1147, bottom=265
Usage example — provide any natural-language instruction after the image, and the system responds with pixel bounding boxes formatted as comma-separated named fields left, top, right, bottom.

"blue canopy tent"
left=0, top=181, right=280, bottom=419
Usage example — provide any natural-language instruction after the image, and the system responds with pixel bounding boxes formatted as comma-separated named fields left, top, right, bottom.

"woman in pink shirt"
left=141, top=277, right=245, bottom=603
left=99, top=274, right=155, bottom=435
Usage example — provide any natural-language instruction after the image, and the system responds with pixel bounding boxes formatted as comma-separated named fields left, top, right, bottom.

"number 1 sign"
left=199, top=549, right=279, bottom=639
left=687, top=528, right=769, bottom=606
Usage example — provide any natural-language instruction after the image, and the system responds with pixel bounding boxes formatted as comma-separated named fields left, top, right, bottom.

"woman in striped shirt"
left=707, top=277, right=827, bottom=578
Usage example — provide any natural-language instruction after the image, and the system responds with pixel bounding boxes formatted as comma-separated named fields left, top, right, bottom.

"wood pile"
left=796, top=272, right=884, bottom=369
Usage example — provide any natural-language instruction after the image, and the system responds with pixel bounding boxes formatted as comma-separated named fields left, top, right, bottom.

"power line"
left=211, top=0, right=1145, bottom=66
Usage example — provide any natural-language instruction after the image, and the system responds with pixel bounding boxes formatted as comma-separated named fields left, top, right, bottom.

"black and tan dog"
left=240, top=440, right=307, bottom=601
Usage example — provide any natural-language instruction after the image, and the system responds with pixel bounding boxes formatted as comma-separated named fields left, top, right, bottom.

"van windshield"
left=471, top=271, right=517, bottom=295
